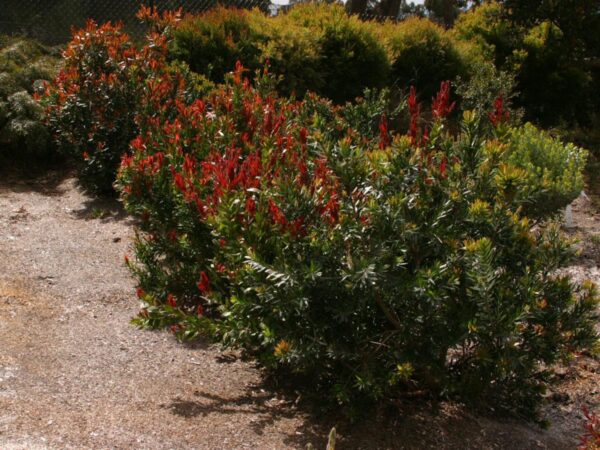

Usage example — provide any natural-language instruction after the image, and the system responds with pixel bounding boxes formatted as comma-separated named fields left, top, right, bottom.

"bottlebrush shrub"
left=41, top=10, right=208, bottom=195
left=117, top=65, right=598, bottom=418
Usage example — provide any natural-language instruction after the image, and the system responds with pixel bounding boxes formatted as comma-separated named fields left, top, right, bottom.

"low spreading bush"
left=0, top=36, right=59, bottom=163
left=117, top=63, right=598, bottom=418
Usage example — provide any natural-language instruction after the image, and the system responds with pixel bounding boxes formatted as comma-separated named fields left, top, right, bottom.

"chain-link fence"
left=0, top=0, right=272, bottom=44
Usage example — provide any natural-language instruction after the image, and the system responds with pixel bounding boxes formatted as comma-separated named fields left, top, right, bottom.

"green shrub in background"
left=258, top=15, right=322, bottom=98
left=379, top=17, right=468, bottom=102
left=117, top=64, right=598, bottom=419
left=454, top=60, right=521, bottom=121
left=0, top=36, right=59, bottom=164
left=275, top=4, right=389, bottom=103
left=454, top=1, right=598, bottom=127
left=172, top=4, right=390, bottom=103
left=170, top=7, right=267, bottom=84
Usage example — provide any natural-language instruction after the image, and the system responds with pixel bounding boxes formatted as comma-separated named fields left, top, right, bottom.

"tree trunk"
left=347, top=0, right=368, bottom=15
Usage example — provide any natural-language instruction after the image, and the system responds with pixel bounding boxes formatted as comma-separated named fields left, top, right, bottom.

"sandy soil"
left=0, top=169, right=598, bottom=449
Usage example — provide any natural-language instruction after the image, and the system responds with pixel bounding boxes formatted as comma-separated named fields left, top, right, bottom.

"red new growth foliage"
left=196, top=304, right=204, bottom=317
left=579, top=407, right=600, bottom=450
left=197, top=271, right=211, bottom=294
left=246, top=197, right=257, bottom=216
left=136, top=287, right=146, bottom=298
left=432, top=81, right=456, bottom=119
left=489, top=95, right=510, bottom=126
left=137, top=4, right=182, bottom=33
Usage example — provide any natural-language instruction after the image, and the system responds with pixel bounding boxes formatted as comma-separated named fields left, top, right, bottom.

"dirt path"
left=0, top=171, right=598, bottom=449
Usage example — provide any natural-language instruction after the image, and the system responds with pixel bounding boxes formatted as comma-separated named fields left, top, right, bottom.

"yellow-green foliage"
left=453, top=1, right=517, bottom=64
left=507, top=123, right=587, bottom=218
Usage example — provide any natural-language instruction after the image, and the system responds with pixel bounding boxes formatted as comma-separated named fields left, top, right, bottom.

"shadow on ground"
left=162, top=373, right=563, bottom=450
left=0, top=164, right=72, bottom=196
left=70, top=195, right=131, bottom=223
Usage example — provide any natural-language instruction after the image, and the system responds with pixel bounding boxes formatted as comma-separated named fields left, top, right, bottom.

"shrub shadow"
left=70, top=195, right=131, bottom=224
left=164, top=377, right=560, bottom=450
left=0, top=163, right=72, bottom=196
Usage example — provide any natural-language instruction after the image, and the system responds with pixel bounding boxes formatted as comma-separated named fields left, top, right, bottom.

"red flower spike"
left=379, top=114, right=390, bottom=150
left=431, top=81, right=456, bottom=119
left=489, top=95, right=510, bottom=126
left=268, top=199, right=288, bottom=227
left=408, top=86, right=421, bottom=145
left=246, top=197, right=257, bottom=217
left=136, top=287, right=145, bottom=299
left=299, top=127, right=308, bottom=145
left=167, top=294, right=177, bottom=308
left=197, top=271, right=211, bottom=295
left=196, top=304, right=204, bottom=317
left=131, top=136, right=145, bottom=152
left=173, top=172, right=186, bottom=193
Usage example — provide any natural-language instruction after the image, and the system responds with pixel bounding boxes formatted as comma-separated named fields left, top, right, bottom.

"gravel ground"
left=0, top=169, right=598, bottom=449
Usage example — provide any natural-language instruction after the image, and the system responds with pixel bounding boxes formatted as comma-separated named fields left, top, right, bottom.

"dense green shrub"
left=0, top=36, right=59, bottom=163
left=380, top=17, right=468, bottom=102
left=275, top=4, right=389, bottom=103
left=117, top=64, right=598, bottom=418
left=454, top=58, right=520, bottom=120
left=170, top=7, right=267, bottom=84
left=171, top=4, right=390, bottom=103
